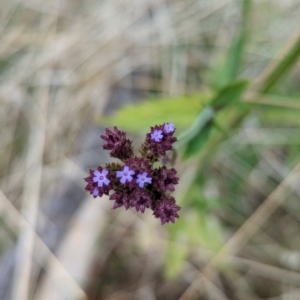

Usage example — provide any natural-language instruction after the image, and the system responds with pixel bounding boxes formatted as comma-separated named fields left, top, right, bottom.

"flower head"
left=100, top=126, right=133, bottom=161
left=85, top=123, right=181, bottom=224
left=153, top=197, right=181, bottom=224
left=136, top=172, right=152, bottom=188
left=116, top=166, right=135, bottom=184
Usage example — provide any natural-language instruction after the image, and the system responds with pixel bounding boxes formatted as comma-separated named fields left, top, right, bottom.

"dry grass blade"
left=0, top=190, right=88, bottom=300
left=11, top=92, right=48, bottom=300
left=179, top=160, right=300, bottom=300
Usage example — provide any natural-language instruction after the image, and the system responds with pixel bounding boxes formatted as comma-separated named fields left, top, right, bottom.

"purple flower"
left=151, top=130, right=163, bottom=142
left=116, top=166, right=135, bottom=184
left=164, top=122, right=175, bottom=133
left=84, top=167, right=111, bottom=197
left=100, top=126, right=133, bottom=161
left=154, top=166, right=179, bottom=192
left=93, top=169, right=110, bottom=187
left=153, top=197, right=181, bottom=224
left=93, top=189, right=99, bottom=197
left=130, top=190, right=152, bottom=213
left=136, top=172, right=152, bottom=188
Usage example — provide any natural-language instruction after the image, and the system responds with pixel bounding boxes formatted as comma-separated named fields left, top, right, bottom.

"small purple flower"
left=93, top=169, right=110, bottom=187
left=153, top=197, right=181, bottom=224
left=151, top=130, right=163, bottom=142
left=164, top=122, right=175, bottom=133
left=136, top=172, right=152, bottom=188
left=93, top=189, right=99, bottom=197
left=116, top=166, right=135, bottom=184
left=84, top=167, right=111, bottom=197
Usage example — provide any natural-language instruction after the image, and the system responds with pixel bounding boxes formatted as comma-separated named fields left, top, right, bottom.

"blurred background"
left=1, top=0, right=300, bottom=299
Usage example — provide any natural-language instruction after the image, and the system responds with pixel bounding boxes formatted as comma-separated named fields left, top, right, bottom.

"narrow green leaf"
left=211, top=80, right=249, bottom=108
left=179, top=80, right=248, bottom=159
left=222, top=0, right=251, bottom=83
left=176, top=106, right=215, bottom=149
left=258, top=32, right=300, bottom=94
left=183, top=122, right=213, bottom=159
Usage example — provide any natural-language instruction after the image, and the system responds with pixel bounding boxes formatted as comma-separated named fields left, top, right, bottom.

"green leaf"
left=259, top=32, right=300, bottom=94
left=211, top=80, right=249, bottom=108
left=183, top=122, right=213, bottom=159
left=179, top=81, right=248, bottom=159
left=97, top=94, right=210, bottom=133
left=177, top=106, right=215, bottom=147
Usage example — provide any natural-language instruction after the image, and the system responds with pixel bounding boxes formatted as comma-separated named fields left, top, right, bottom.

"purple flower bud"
left=130, top=190, right=152, bottom=213
left=154, top=166, right=179, bottom=192
left=116, top=166, right=135, bottom=184
left=100, top=126, right=133, bottom=161
left=110, top=190, right=131, bottom=209
left=153, top=197, right=181, bottom=224
left=136, top=172, right=152, bottom=188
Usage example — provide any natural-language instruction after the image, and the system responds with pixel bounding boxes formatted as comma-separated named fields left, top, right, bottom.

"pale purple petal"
left=102, top=169, right=108, bottom=176
left=123, top=166, right=129, bottom=172
left=116, top=171, right=123, bottom=178
left=128, top=170, right=135, bottom=176
left=103, top=178, right=110, bottom=185
left=127, top=175, right=133, bottom=182
left=138, top=181, right=144, bottom=188
left=145, top=177, right=152, bottom=184
left=94, top=170, right=101, bottom=176
left=98, top=181, right=103, bottom=187
left=120, top=177, right=126, bottom=184
left=93, top=177, right=99, bottom=182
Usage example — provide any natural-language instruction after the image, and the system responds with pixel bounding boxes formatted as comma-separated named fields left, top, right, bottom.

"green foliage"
left=164, top=209, right=223, bottom=279
left=211, top=80, right=249, bottom=108
left=180, top=80, right=249, bottom=159
left=97, top=94, right=211, bottom=133
left=258, top=33, right=300, bottom=94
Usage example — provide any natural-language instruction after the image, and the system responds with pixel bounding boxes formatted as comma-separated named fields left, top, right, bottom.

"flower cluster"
left=84, top=123, right=180, bottom=224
